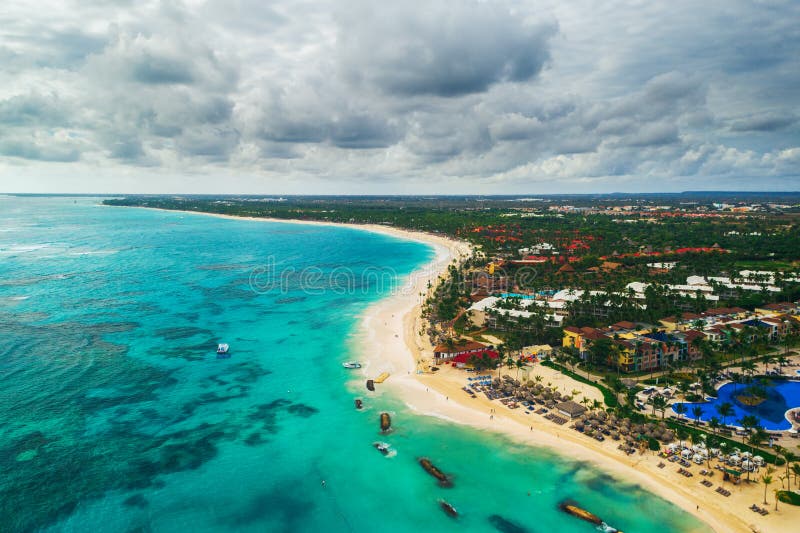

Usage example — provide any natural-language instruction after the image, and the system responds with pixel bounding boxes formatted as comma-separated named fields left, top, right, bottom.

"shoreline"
left=124, top=206, right=789, bottom=533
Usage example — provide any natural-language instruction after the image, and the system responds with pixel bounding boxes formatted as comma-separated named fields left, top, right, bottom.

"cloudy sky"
left=1, top=0, right=798, bottom=194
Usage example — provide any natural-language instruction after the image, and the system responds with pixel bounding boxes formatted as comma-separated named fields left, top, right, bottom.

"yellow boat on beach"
left=374, top=372, right=390, bottom=383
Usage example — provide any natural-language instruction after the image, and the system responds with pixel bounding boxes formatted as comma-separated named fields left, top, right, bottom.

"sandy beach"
left=343, top=228, right=798, bottom=533
left=141, top=207, right=796, bottom=533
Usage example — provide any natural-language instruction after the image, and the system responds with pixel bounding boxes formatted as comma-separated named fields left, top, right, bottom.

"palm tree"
left=504, top=354, right=515, bottom=378
left=791, top=463, right=800, bottom=488
left=738, top=415, right=760, bottom=450
left=779, top=450, right=797, bottom=488
left=691, top=406, right=703, bottom=425
left=676, top=380, right=690, bottom=401
left=708, top=416, right=720, bottom=434
left=651, top=395, right=668, bottom=419
left=761, top=467, right=774, bottom=505
left=674, top=403, right=687, bottom=420
left=715, top=402, right=734, bottom=427
left=676, top=426, right=689, bottom=448
left=515, top=358, right=527, bottom=379
left=740, top=360, right=756, bottom=384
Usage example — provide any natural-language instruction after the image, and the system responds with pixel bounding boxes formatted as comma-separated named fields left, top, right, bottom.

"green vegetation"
left=541, top=360, right=618, bottom=408
left=777, top=490, right=800, bottom=506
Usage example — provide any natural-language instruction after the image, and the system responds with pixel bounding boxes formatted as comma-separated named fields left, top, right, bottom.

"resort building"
left=521, top=344, right=553, bottom=359
left=468, top=295, right=565, bottom=330
left=433, top=340, right=492, bottom=363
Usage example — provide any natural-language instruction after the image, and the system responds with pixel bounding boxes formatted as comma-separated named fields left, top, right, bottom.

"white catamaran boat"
left=217, top=344, right=230, bottom=358
left=342, top=361, right=362, bottom=369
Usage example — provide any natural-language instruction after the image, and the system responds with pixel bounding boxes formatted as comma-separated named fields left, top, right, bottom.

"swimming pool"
left=672, top=379, right=800, bottom=431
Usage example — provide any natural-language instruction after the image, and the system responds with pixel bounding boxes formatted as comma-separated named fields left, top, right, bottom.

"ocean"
left=0, top=197, right=708, bottom=533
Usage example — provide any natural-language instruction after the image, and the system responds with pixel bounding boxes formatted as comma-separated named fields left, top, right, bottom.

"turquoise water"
left=0, top=197, right=709, bottom=533
left=673, top=379, right=800, bottom=431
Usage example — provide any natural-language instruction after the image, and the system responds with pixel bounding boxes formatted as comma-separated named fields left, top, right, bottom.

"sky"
left=1, top=0, right=798, bottom=194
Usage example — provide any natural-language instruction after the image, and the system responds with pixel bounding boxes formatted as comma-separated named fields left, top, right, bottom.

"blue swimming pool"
left=672, top=379, right=800, bottom=431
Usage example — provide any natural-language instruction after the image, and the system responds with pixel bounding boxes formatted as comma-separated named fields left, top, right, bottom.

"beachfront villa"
left=433, top=340, right=492, bottom=364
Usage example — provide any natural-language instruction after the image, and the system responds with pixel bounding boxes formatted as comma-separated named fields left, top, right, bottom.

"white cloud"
left=0, top=0, right=797, bottom=192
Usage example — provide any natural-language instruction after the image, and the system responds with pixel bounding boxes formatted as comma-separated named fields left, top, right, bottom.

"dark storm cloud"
left=0, top=138, right=80, bottom=162
left=108, top=137, right=145, bottom=161
left=0, top=0, right=798, bottom=191
left=131, top=56, right=195, bottom=85
left=337, top=1, right=556, bottom=97
left=329, top=114, right=400, bottom=149
left=730, top=114, right=797, bottom=133
left=0, top=93, right=70, bottom=127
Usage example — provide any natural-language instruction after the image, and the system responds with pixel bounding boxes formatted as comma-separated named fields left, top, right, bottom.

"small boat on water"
left=418, top=457, right=452, bottom=487
left=342, top=361, right=362, bottom=369
left=439, top=499, right=458, bottom=518
left=216, top=343, right=230, bottom=358
left=380, top=412, right=391, bottom=432
left=366, top=379, right=375, bottom=391
left=354, top=398, right=363, bottom=410
left=558, top=501, right=622, bottom=532
left=373, top=441, right=396, bottom=457
left=487, top=514, right=528, bottom=533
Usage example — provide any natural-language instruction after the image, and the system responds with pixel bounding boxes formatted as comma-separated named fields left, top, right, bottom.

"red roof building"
left=434, top=340, right=490, bottom=361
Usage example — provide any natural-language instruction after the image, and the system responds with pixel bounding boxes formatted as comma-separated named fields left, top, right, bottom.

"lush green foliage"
left=541, top=360, right=618, bottom=407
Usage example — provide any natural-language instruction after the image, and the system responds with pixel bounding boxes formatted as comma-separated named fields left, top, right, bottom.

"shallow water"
left=0, top=198, right=709, bottom=532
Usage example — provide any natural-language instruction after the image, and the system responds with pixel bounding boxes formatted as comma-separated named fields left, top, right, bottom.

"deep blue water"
left=673, top=379, right=800, bottom=431
left=0, top=197, right=708, bottom=532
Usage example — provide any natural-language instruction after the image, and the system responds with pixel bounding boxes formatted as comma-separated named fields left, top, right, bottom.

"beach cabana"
left=722, top=468, right=742, bottom=483
left=556, top=400, right=588, bottom=419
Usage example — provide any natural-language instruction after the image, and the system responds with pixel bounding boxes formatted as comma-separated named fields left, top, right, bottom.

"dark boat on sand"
left=354, top=398, right=363, bottom=409
left=366, top=379, right=375, bottom=391
left=418, top=457, right=452, bottom=487
left=380, top=412, right=391, bottom=431
left=488, top=514, right=528, bottom=533
left=439, top=499, right=458, bottom=518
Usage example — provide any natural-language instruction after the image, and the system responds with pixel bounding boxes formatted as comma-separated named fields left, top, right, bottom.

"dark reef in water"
left=123, top=494, right=149, bottom=508
left=488, top=514, right=529, bottom=533
left=218, top=482, right=315, bottom=530
left=0, top=308, right=320, bottom=533
left=275, top=296, right=307, bottom=304
left=288, top=404, right=319, bottom=417
left=155, top=326, right=214, bottom=341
